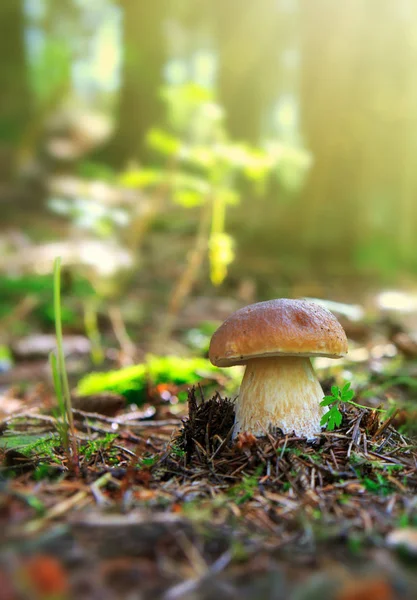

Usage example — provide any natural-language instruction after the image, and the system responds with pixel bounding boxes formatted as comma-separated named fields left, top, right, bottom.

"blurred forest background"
left=1, top=0, right=417, bottom=348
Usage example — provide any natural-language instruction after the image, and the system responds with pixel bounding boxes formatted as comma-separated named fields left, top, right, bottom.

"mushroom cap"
left=209, top=299, right=348, bottom=367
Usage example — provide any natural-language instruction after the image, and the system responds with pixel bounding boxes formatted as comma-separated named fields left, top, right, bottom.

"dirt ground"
left=1, top=297, right=417, bottom=599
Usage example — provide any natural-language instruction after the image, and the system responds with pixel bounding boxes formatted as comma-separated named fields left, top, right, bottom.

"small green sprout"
left=50, top=257, right=78, bottom=472
left=320, top=382, right=354, bottom=430
left=320, top=382, right=386, bottom=431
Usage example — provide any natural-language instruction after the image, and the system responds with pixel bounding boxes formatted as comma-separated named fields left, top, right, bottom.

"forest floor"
left=1, top=296, right=417, bottom=600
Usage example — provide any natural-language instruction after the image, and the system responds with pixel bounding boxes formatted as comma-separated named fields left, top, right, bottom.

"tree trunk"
left=298, top=0, right=417, bottom=271
left=211, top=0, right=291, bottom=143
left=0, top=0, right=31, bottom=180
left=102, top=0, right=169, bottom=167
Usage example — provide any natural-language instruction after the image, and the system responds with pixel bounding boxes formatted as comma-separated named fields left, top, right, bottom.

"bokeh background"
left=2, top=0, right=417, bottom=354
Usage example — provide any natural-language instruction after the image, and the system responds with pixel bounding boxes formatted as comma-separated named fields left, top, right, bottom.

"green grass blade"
left=53, top=257, right=78, bottom=470
left=53, top=258, right=75, bottom=433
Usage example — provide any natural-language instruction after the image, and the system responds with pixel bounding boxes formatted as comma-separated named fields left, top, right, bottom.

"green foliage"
left=228, top=468, right=262, bottom=505
left=397, top=512, right=417, bottom=528
left=18, top=435, right=61, bottom=459
left=138, top=455, right=159, bottom=469
left=77, top=362, right=146, bottom=402
left=362, top=375, right=417, bottom=398
left=0, top=273, right=94, bottom=329
left=76, top=354, right=224, bottom=403
left=0, top=345, right=13, bottom=370
left=121, top=82, right=310, bottom=286
left=0, top=433, right=49, bottom=450
left=230, top=540, right=250, bottom=562
left=77, top=161, right=117, bottom=183
left=320, top=382, right=387, bottom=431
left=354, top=235, right=401, bottom=279
left=346, top=533, right=365, bottom=555
left=363, top=473, right=393, bottom=496
left=0, top=433, right=59, bottom=455
left=18, top=493, right=45, bottom=515
left=29, top=38, right=71, bottom=108
left=320, top=383, right=354, bottom=430
left=1, top=434, right=63, bottom=480
left=321, top=382, right=387, bottom=431
left=79, top=433, right=118, bottom=462
left=169, top=444, right=186, bottom=459
left=33, top=462, right=61, bottom=481
left=320, top=402, right=344, bottom=431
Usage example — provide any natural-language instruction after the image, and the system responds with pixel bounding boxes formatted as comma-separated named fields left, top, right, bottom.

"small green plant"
left=79, top=434, right=118, bottom=463
left=320, top=381, right=387, bottom=431
left=19, top=435, right=61, bottom=460
left=363, top=473, right=393, bottom=496
left=229, top=468, right=263, bottom=505
left=347, top=533, right=365, bottom=555
left=33, top=462, right=60, bottom=481
left=320, top=383, right=354, bottom=430
left=138, top=455, right=159, bottom=469
left=170, top=443, right=186, bottom=459
left=121, top=82, right=310, bottom=292
left=320, top=382, right=383, bottom=431
left=49, top=257, right=78, bottom=472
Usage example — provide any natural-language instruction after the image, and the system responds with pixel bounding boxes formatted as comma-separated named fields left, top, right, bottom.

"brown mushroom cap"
left=209, top=299, right=348, bottom=367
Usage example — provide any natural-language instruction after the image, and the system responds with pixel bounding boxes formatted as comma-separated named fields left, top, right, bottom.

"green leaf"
left=331, top=385, right=340, bottom=397
left=209, top=232, right=235, bottom=286
left=146, top=128, right=180, bottom=156
left=320, top=411, right=331, bottom=426
left=333, top=408, right=343, bottom=428
left=341, top=389, right=355, bottom=402
left=320, top=396, right=337, bottom=407
left=321, top=406, right=343, bottom=431
left=172, top=189, right=205, bottom=207
left=120, top=168, right=163, bottom=188
left=327, top=406, right=343, bottom=430
left=342, top=382, right=351, bottom=393
left=0, top=434, right=53, bottom=450
left=217, top=188, right=240, bottom=206
left=182, top=145, right=215, bottom=169
left=172, top=173, right=210, bottom=195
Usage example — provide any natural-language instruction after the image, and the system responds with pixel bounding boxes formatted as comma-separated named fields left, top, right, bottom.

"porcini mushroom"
left=209, top=299, right=348, bottom=439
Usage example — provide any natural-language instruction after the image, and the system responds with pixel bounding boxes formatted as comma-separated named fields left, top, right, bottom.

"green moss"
left=76, top=354, right=224, bottom=404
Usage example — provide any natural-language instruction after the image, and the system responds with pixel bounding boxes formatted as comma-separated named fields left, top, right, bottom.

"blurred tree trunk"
left=102, top=0, right=169, bottom=167
left=210, top=0, right=287, bottom=143
left=0, top=0, right=31, bottom=179
left=298, top=0, right=417, bottom=271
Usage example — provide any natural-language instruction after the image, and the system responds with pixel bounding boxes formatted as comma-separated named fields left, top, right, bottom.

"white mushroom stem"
left=234, top=356, right=327, bottom=440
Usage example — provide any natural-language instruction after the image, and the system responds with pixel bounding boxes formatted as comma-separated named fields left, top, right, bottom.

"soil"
left=1, top=382, right=417, bottom=599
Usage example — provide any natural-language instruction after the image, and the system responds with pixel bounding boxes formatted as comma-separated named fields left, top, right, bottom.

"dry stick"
left=372, top=408, right=400, bottom=440
left=210, top=426, right=234, bottom=462
left=157, top=200, right=212, bottom=343
left=72, top=408, right=179, bottom=428
left=116, top=154, right=177, bottom=310
left=108, top=305, right=137, bottom=360
left=163, top=549, right=233, bottom=600
left=22, top=472, right=111, bottom=535
left=124, top=154, right=176, bottom=255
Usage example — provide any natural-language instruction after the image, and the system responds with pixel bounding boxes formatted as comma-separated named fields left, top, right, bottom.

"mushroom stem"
left=234, top=356, right=327, bottom=439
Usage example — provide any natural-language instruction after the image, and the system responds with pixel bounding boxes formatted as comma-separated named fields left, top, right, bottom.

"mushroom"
left=209, top=299, right=348, bottom=439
